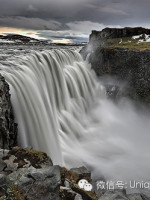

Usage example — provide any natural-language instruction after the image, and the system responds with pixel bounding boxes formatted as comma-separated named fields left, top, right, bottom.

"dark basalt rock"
left=89, top=27, right=150, bottom=47
left=90, top=48, right=150, bottom=102
left=0, top=74, right=17, bottom=149
left=80, top=27, right=150, bottom=103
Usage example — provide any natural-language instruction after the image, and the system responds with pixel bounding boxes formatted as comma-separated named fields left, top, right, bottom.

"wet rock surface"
left=0, top=74, right=17, bottom=149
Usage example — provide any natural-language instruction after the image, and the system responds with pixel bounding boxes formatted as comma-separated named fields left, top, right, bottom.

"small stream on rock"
left=0, top=46, right=150, bottom=194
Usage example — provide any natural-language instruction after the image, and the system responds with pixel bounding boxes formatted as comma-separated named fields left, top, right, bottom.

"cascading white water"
left=1, top=48, right=150, bottom=189
left=0, top=49, right=104, bottom=165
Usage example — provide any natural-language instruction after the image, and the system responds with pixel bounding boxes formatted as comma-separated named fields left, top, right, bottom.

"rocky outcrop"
left=89, top=27, right=150, bottom=48
left=0, top=147, right=97, bottom=200
left=0, top=147, right=61, bottom=200
left=0, top=74, right=17, bottom=149
left=80, top=27, right=150, bottom=103
left=1, top=147, right=150, bottom=200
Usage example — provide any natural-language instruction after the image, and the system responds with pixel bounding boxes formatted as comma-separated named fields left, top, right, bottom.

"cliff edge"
left=0, top=74, right=17, bottom=149
left=81, top=27, right=150, bottom=103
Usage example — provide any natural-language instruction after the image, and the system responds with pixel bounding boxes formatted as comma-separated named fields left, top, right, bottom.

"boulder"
left=8, top=165, right=61, bottom=200
left=128, top=193, right=144, bottom=200
left=0, top=147, right=60, bottom=200
left=98, top=189, right=128, bottom=200
left=60, top=186, right=77, bottom=200
left=98, top=190, right=150, bottom=200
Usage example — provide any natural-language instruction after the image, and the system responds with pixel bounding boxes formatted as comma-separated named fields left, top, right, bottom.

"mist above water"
left=0, top=48, right=150, bottom=186
left=72, top=97, right=150, bottom=182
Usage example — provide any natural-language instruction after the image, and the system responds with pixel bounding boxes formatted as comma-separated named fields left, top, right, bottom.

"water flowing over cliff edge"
left=0, top=48, right=150, bottom=186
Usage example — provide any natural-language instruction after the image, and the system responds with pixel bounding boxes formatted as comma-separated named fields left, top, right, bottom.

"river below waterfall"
left=0, top=45, right=150, bottom=194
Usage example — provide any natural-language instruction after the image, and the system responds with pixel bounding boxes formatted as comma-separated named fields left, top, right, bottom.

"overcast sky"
left=0, top=0, right=150, bottom=43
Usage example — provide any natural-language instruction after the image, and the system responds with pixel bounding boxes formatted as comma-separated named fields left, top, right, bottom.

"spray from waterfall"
left=0, top=48, right=150, bottom=185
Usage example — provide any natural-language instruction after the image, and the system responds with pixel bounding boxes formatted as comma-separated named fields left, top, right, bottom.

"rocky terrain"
left=0, top=146, right=150, bottom=200
left=0, top=75, right=17, bottom=149
left=81, top=27, right=150, bottom=103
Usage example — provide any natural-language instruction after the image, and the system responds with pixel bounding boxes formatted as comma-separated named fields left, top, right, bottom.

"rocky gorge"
left=0, top=28, right=150, bottom=199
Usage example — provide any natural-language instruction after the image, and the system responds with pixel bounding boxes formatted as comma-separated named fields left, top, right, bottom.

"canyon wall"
left=81, top=27, right=150, bottom=103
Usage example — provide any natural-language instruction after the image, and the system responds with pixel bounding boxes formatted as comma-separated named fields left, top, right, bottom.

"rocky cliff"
left=81, top=27, right=150, bottom=103
left=0, top=74, right=17, bottom=149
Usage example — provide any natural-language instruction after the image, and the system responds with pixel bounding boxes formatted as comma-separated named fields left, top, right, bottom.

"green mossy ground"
left=107, top=34, right=150, bottom=50
left=3, top=146, right=51, bottom=169
left=0, top=185, right=24, bottom=200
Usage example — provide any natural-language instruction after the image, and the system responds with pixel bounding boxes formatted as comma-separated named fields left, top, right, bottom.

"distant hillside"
left=0, top=34, right=45, bottom=45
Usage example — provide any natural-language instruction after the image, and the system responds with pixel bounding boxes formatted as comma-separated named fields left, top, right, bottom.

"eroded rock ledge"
left=81, top=27, right=150, bottom=103
left=0, top=74, right=17, bottom=149
left=0, top=147, right=150, bottom=200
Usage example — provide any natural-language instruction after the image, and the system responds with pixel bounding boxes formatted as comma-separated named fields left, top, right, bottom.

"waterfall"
left=1, top=48, right=150, bottom=187
left=0, top=49, right=104, bottom=165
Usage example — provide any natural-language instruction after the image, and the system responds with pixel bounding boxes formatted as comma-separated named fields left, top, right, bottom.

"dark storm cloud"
left=0, top=0, right=150, bottom=41
left=36, top=30, right=89, bottom=43
left=0, top=16, right=62, bottom=30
